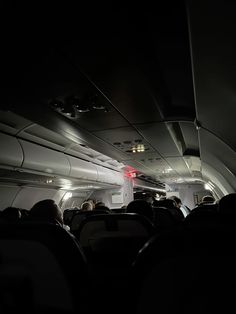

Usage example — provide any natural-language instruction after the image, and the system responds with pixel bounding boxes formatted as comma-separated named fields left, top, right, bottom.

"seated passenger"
left=169, top=196, right=182, bottom=208
left=29, top=199, right=64, bottom=226
left=219, top=193, right=236, bottom=217
left=153, top=198, right=184, bottom=221
left=85, top=199, right=96, bottom=209
left=169, top=195, right=190, bottom=217
left=200, top=195, right=215, bottom=205
left=126, top=199, right=154, bottom=221
left=80, top=201, right=94, bottom=211
left=0, top=206, right=21, bottom=222
left=94, top=201, right=110, bottom=212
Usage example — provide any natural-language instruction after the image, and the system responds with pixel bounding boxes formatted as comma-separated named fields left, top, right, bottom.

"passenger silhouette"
left=153, top=198, right=185, bottom=221
left=0, top=206, right=21, bottom=222
left=169, top=196, right=182, bottom=208
left=80, top=201, right=94, bottom=211
left=29, top=199, right=64, bottom=226
left=169, top=195, right=190, bottom=217
left=201, top=195, right=215, bottom=205
left=126, top=199, right=154, bottom=221
left=219, top=193, right=236, bottom=216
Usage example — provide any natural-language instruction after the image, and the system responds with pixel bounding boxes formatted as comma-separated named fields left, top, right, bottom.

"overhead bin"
left=19, top=140, right=70, bottom=176
left=0, top=133, right=23, bottom=167
left=0, top=133, right=124, bottom=186
left=67, top=155, right=98, bottom=181
left=96, top=164, right=124, bottom=186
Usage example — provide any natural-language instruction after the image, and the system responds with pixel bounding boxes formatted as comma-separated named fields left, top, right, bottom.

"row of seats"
left=131, top=222, right=236, bottom=313
left=129, top=193, right=236, bottom=313
left=0, top=222, right=89, bottom=313
left=1, top=193, right=235, bottom=313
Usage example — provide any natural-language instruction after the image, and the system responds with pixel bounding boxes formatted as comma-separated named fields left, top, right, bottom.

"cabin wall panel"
left=0, top=185, right=21, bottom=211
left=12, top=187, right=64, bottom=210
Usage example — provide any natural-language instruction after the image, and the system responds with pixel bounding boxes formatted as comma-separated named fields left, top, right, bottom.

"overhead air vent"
left=49, top=94, right=109, bottom=119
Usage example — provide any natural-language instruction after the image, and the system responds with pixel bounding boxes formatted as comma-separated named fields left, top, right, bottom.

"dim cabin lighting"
left=62, top=192, right=72, bottom=201
left=132, top=144, right=145, bottom=153
left=204, top=183, right=213, bottom=191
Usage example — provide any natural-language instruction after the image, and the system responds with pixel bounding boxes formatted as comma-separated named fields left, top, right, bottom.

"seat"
left=184, top=203, right=219, bottom=228
left=74, top=213, right=156, bottom=263
left=0, top=222, right=88, bottom=313
left=152, top=206, right=179, bottom=231
left=153, top=199, right=185, bottom=221
left=73, top=213, right=156, bottom=314
left=70, top=209, right=109, bottom=233
left=131, top=224, right=236, bottom=314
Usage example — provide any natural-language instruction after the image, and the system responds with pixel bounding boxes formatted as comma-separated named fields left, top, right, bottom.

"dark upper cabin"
left=0, top=2, right=235, bottom=209
left=0, top=3, right=236, bottom=314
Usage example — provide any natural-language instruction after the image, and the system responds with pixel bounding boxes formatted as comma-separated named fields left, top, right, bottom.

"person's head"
left=219, top=193, right=236, bottom=215
left=94, top=201, right=106, bottom=210
left=200, top=195, right=215, bottom=205
left=126, top=199, right=154, bottom=221
left=169, top=196, right=182, bottom=208
left=153, top=198, right=178, bottom=210
left=29, top=199, right=63, bottom=225
left=80, top=201, right=93, bottom=211
left=85, top=199, right=95, bottom=209
left=1, top=207, right=21, bottom=221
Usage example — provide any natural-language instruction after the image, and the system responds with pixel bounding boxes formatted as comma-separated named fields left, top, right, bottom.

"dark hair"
left=201, top=195, right=215, bottom=204
left=126, top=199, right=154, bottom=221
left=169, top=196, right=182, bottom=205
left=219, top=193, right=236, bottom=215
left=153, top=199, right=177, bottom=209
left=1, top=207, right=21, bottom=221
left=29, top=199, right=63, bottom=225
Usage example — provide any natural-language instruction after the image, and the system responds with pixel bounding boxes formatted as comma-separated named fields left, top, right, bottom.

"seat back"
left=70, top=209, right=110, bottom=233
left=132, top=224, right=236, bottom=314
left=184, top=203, right=219, bottom=228
left=152, top=206, right=178, bottom=230
left=0, top=222, right=88, bottom=313
left=74, top=213, right=156, bottom=265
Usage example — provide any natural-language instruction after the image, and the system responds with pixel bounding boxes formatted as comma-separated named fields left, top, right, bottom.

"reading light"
left=92, top=104, right=106, bottom=110
left=132, top=144, right=145, bottom=153
left=76, top=105, right=90, bottom=113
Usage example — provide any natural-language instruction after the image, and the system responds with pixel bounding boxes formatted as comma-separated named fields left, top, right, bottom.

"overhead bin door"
left=67, top=155, right=98, bottom=181
left=19, top=140, right=70, bottom=176
left=96, top=165, right=124, bottom=186
left=0, top=133, right=23, bottom=167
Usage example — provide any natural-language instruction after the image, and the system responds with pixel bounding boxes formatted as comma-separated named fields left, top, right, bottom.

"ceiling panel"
left=189, top=1, right=236, bottom=151
left=179, top=122, right=199, bottom=155
left=93, top=127, right=155, bottom=158
left=136, top=122, right=181, bottom=157
left=165, top=157, right=192, bottom=177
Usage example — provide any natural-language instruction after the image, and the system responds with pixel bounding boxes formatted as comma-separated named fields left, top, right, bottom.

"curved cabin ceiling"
left=1, top=1, right=236, bottom=196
